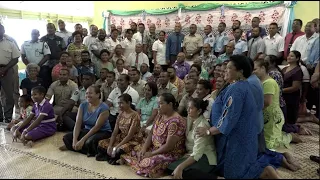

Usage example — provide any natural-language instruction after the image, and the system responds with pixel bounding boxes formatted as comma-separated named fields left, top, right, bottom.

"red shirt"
left=284, top=31, right=305, bottom=60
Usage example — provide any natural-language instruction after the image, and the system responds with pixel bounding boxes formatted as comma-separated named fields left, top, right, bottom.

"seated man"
left=177, top=78, right=197, bottom=117
left=129, top=68, right=147, bottom=99
left=167, top=66, right=185, bottom=102
left=158, top=71, right=178, bottom=100
left=60, top=72, right=95, bottom=131
left=95, top=68, right=108, bottom=88
left=45, top=68, right=78, bottom=129
left=105, top=74, right=139, bottom=130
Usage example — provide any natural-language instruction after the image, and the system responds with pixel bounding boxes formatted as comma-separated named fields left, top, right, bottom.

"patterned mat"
left=0, top=122, right=319, bottom=179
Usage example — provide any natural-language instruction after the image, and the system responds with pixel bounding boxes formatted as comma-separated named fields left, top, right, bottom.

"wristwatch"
left=206, top=129, right=210, bottom=136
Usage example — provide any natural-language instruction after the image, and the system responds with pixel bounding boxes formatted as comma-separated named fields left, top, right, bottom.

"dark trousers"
left=109, top=114, right=118, bottom=131
left=149, top=58, right=154, bottom=73
left=258, top=130, right=266, bottom=154
left=39, top=65, right=52, bottom=90
left=306, top=87, right=319, bottom=117
left=63, top=129, right=111, bottom=156
left=306, top=67, right=319, bottom=117
left=0, top=68, right=14, bottom=121
left=62, top=112, right=82, bottom=131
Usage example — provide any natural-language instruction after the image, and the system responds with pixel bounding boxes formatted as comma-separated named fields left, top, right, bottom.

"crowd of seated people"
left=1, top=16, right=319, bottom=178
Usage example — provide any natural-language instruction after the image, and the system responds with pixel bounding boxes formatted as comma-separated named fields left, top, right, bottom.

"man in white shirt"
left=127, top=44, right=149, bottom=71
left=21, top=29, right=51, bottom=66
left=55, top=19, right=72, bottom=46
left=203, top=25, right=215, bottom=48
left=214, top=22, right=229, bottom=57
left=291, top=21, right=319, bottom=63
left=152, top=31, right=167, bottom=66
left=121, top=29, right=136, bottom=60
left=232, top=28, right=248, bottom=56
left=133, top=23, right=147, bottom=46
left=264, top=22, right=284, bottom=61
left=106, top=74, right=139, bottom=130
left=83, top=25, right=98, bottom=48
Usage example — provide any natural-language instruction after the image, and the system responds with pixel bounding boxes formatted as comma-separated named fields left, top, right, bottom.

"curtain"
left=280, top=1, right=297, bottom=37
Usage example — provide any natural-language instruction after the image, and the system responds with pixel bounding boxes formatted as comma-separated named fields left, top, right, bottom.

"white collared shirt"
left=21, top=40, right=51, bottom=64
left=204, top=32, right=215, bottom=47
left=83, top=35, right=98, bottom=49
left=106, top=38, right=120, bottom=53
left=152, top=39, right=167, bottom=65
left=232, top=39, right=248, bottom=55
left=56, top=31, right=72, bottom=45
left=114, top=68, right=128, bottom=80
left=214, top=31, right=229, bottom=52
left=108, top=86, right=139, bottom=115
left=290, top=33, right=319, bottom=62
left=127, top=52, right=149, bottom=71
left=133, top=32, right=147, bottom=44
left=264, top=33, right=284, bottom=56
left=120, top=38, right=137, bottom=59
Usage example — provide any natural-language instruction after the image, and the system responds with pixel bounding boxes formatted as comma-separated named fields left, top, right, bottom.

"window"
left=2, top=18, right=48, bottom=50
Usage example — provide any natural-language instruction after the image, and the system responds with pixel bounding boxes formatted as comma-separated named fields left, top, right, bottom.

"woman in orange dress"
left=96, top=94, right=143, bottom=165
left=121, top=93, right=186, bottom=178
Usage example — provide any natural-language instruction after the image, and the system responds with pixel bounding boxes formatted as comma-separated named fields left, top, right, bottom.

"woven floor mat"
left=0, top=122, right=319, bottom=179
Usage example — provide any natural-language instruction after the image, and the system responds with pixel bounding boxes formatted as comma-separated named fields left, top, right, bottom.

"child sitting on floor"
left=12, top=86, right=57, bottom=147
left=7, top=95, right=33, bottom=131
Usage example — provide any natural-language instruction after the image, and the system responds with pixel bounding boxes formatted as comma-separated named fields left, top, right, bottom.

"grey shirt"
left=248, top=36, right=265, bottom=60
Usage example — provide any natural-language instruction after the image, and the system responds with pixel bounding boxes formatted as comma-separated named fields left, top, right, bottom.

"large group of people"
left=0, top=15, right=319, bottom=178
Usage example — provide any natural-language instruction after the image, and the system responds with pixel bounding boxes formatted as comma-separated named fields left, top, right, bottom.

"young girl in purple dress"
left=12, top=86, right=57, bottom=147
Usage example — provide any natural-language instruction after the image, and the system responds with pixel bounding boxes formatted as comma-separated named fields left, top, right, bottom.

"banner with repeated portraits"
left=108, top=4, right=286, bottom=37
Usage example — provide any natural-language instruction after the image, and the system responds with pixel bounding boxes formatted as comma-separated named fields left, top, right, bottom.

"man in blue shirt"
left=246, top=17, right=267, bottom=41
left=166, top=22, right=185, bottom=66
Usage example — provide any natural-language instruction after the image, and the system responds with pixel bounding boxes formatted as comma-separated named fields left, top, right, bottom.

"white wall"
left=0, top=1, right=94, bottom=17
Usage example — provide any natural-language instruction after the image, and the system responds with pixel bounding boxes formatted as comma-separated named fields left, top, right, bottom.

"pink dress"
left=122, top=114, right=186, bottom=178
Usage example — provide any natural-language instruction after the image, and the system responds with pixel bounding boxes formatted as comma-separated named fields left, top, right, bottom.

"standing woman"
left=60, top=85, right=112, bottom=157
left=67, top=31, right=88, bottom=65
left=196, top=55, right=281, bottom=179
left=282, top=51, right=303, bottom=126
left=96, top=94, right=143, bottom=165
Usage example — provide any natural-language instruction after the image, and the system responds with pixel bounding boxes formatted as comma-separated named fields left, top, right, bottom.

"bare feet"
left=25, top=140, right=34, bottom=148
left=282, top=152, right=301, bottom=171
left=260, top=166, right=281, bottom=179
left=291, top=133, right=303, bottom=143
left=59, top=145, right=68, bottom=151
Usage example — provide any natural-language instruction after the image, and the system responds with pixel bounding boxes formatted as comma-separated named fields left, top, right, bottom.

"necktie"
left=176, top=33, right=180, bottom=55
left=287, top=32, right=296, bottom=56
left=135, top=53, right=139, bottom=67
left=248, top=38, right=255, bottom=58
left=141, top=33, right=144, bottom=44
